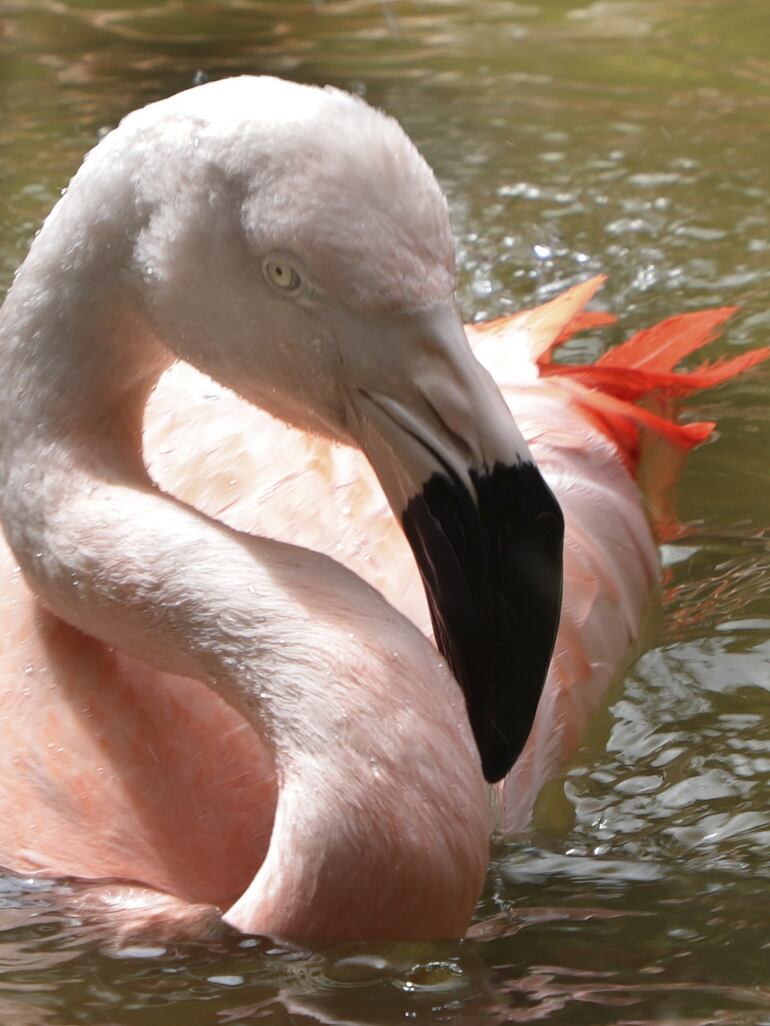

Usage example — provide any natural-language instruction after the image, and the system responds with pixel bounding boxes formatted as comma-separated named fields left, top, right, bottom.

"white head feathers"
left=114, top=76, right=456, bottom=313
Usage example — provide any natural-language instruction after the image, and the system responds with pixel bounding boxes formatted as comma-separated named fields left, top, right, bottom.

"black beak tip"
left=479, top=738, right=518, bottom=786
left=402, top=460, right=564, bottom=785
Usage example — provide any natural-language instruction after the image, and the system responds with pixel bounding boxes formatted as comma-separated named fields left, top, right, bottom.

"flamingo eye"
left=264, top=257, right=302, bottom=293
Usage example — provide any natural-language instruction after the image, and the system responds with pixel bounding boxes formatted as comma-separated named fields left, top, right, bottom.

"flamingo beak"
left=349, top=303, right=564, bottom=783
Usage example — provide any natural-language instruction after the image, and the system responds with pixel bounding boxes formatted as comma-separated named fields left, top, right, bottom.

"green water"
left=1, top=0, right=769, bottom=1022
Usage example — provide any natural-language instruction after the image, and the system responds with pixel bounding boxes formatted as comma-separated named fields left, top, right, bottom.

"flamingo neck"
left=0, top=218, right=489, bottom=940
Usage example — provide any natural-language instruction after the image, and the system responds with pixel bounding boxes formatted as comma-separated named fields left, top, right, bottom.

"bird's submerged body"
left=0, top=76, right=766, bottom=942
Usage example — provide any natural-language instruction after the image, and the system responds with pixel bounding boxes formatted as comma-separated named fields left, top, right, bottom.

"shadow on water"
left=1, top=0, right=769, bottom=1022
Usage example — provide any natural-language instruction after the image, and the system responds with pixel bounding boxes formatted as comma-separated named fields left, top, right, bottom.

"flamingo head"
left=128, top=77, right=564, bottom=782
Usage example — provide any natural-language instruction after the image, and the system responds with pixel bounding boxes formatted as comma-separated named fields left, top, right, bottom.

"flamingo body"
left=0, top=78, right=766, bottom=941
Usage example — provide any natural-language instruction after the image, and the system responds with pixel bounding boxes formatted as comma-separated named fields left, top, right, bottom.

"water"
left=1, top=0, right=769, bottom=1021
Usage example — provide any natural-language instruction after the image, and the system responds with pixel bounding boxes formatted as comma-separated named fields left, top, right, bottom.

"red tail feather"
left=473, top=282, right=769, bottom=475
left=470, top=283, right=767, bottom=539
left=595, top=308, right=739, bottom=372
left=542, top=294, right=767, bottom=539
left=541, top=347, right=770, bottom=403
left=538, top=297, right=768, bottom=473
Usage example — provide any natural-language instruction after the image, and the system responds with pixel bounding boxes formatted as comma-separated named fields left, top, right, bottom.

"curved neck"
left=0, top=188, right=167, bottom=478
left=0, top=239, right=375, bottom=747
left=0, top=211, right=489, bottom=939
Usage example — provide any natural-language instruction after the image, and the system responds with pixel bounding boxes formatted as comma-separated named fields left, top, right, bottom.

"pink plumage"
left=0, top=273, right=764, bottom=937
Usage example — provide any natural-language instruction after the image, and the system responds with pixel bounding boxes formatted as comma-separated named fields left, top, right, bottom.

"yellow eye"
left=264, top=258, right=302, bottom=293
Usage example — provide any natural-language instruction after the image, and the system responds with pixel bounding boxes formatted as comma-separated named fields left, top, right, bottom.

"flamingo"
left=0, top=77, right=765, bottom=944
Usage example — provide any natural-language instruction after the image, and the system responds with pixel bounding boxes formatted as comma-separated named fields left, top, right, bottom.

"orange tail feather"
left=541, top=347, right=770, bottom=403
left=535, top=291, right=768, bottom=472
left=595, top=308, right=739, bottom=372
left=533, top=287, right=766, bottom=539
left=473, top=281, right=769, bottom=478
